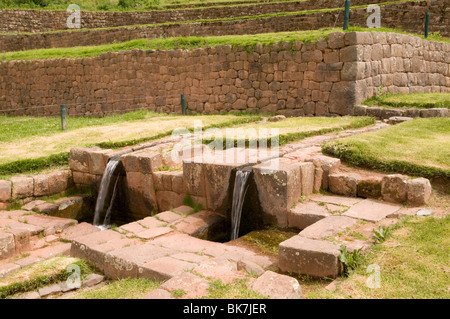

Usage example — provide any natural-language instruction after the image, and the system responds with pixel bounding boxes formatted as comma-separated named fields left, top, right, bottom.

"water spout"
left=230, top=168, right=252, bottom=240
left=93, top=157, right=121, bottom=229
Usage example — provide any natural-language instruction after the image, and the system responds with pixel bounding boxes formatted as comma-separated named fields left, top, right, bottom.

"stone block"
left=0, top=231, right=15, bottom=259
left=88, top=149, right=113, bottom=175
left=252, top=160, right=303, bottom=227
left=159, top=272, right=210, bottom=299
left=329, top=173, right=360, bottom=197
left=252, top=270, right=303, bottom=299
left=140, top=257, right=196, bottom=282
left=299, top=215, right=357, bottom=240
left=125, top=172, right=158, bottom=218
left=33, top=175, right=50, bottom=197
left=279, top=235, right=341, bottom=278
left=47, top=170, right=71, bottom=195
left=183, top=159, right=206, bottom=197
left=288, top=202, right=330, bottom=230
left=420, top=108, right=448, bottom=118
left=156, top=191, right=184, bottom=212
left=299, top=162, right=315, bottom=196
left=357, top=176, right=382, bottom=199
left=11, top=177, right=34, bottom=199
left=329, top=81, right=357, bottom=115
left=381, top=174, right=409, bottom=203
left=69, top=147, right=92, bottom=173
left=313, top=167, right=323, bottom=193
left=407, top=178, right=432, bottom=206
left=0, top=180, right=11, bottom=202
left=343, top=198, right=400, bottom=222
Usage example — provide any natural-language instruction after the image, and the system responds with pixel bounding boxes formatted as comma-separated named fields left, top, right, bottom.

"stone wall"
left=0, top=31, right=448, bottom=117
left=0, top=0, right=448, bottom=53
left=0, top=170, right=72, bottom=209
left=0, top=0, right=388, bottom=33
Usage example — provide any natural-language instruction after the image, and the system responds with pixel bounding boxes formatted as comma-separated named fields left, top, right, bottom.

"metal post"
left=424, top=11, right=429, bottom=38
left=61, top=105, right=67, bottom=130
left=181, top=94, right=187, bottom=115
left=343, top=0, right=351, bottom=31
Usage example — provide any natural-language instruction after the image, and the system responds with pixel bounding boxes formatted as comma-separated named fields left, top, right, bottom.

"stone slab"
left=252, top=270, right=302, bottom=299
left=309, top=194, right=361, bottom=206
left=154, top=211, right=183, bottom=224
left=279, top=235, right=342, bottom=278
left=288, top=202, right=331, bottom=230
left=342, top=199, right=401, bottom=222
left=60, top=222, right=100, bottom=241
left=299, top=215, right=358, bottom=240
left=140, top=256, right=197, bottom=282
left=135, top=227, right=173, bottom=240
left=0, top=262, right=21, bottom=278
left=159, top=271, right=210, bottom=299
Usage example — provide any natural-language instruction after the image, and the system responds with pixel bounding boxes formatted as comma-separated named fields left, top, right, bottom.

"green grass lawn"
left=363, top=93, right=450, bottom=109
left=322, top=117, right=450, bottom=180
left=0, top=0, right=297, bottom=11
left=202, top=116, right=375, bottom=147
left=319, top=215, right=450, bottom=299
left=0, top=111, right=260, bottom=178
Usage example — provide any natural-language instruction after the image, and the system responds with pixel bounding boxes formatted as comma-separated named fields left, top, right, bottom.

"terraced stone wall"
left=0, top=0, right=389, bottom=33
left=0, top=0, right=448, bottom=53
left=0, top=31, right=449, bottom=117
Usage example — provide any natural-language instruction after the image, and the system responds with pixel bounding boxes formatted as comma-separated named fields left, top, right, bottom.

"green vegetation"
left=202, top=116, right=375, bottom=148
left=331, top=216, right=450, bottom=299
left=0, top=28, right=340, bottom=62
left=0, top=257, right=94, bottom=299
left=72, top=277, right=161, bottom=299
left=0, top=112, right=259, bottom=178
left=372, top=225, right=392, bottom=244
left=339, top=245, right=364, bottom=277
left=322, top=118, right=450, bottom=180
left=363, top=92, right=450, bottom=109
left=202, top=278, right=267, bottom=299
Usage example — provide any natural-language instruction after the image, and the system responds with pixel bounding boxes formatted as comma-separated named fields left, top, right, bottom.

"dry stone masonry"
left=1, top=31, right=449, bottom=117
left=0, top=0, right=447, bottom=53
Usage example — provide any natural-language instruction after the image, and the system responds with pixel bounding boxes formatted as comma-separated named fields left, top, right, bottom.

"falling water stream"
left=93, top=157, right=121, bottom=230
left=230, top=168, right=252, bottom=240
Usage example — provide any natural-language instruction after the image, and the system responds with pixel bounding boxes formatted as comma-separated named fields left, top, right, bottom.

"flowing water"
left=93, top=157, right=121, bottom=230
left=230, top=168, right=251, bottom=240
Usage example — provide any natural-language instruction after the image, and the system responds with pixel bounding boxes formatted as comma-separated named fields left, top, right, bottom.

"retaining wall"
left=0, top=1, right=448, bottom=53
left=0, top=0, right=390, bottom=33
left=0, top=31, right=449, bottom=117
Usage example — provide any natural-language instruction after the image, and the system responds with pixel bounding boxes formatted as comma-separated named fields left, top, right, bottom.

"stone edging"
left=354, top=105, right=449, bottom=120
left=0, top=170, right=72, bottom=209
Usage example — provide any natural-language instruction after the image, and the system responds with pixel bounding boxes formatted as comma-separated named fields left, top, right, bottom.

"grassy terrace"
left=0, top=1, right=435, bottom=36
left=202, top=116, right=375, bottom=147
left=322, top=117, right=450, bottom=181
left=2, top=26, right=449, bottom=62
left=317, top=215, right=450, bottom=299
left=0, top=112, right=261, bottom=178
left=363, top=93, right=450, bottom=109
left=0, top=0, right=300, bottom=11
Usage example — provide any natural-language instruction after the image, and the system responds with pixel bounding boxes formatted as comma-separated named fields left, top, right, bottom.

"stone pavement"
left=279, top=193, right=424, bottom=278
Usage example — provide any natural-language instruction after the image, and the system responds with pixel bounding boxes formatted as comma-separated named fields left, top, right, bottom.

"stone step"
left=299, top=215, right=358, bottom=240
left=278, top=235, right=342, bottom=278
left=287, top=201, right=331, bottom=230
